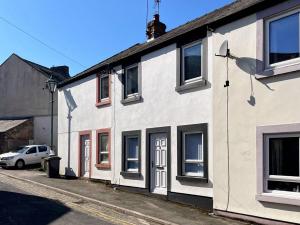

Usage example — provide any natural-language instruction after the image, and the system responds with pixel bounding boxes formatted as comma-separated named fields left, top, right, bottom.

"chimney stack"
left=50, top=66, right=69, bottom=77
left=146, top=14, right=166, bottom=41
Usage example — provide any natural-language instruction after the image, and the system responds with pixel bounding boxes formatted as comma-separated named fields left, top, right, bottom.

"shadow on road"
left=2, top=163, right=42, bottom=171
left=0, top=191, right=71, bottom=225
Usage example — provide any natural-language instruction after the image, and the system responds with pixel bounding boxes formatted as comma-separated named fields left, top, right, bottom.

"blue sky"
left=0, top=0, right=232, bottom=76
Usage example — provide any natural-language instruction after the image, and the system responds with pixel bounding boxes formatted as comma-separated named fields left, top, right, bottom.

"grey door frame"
left=146, top=126, right=171, bottom=194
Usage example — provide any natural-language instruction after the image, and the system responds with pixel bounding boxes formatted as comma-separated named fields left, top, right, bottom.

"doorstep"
left=0, top=169, right=248, bottom=225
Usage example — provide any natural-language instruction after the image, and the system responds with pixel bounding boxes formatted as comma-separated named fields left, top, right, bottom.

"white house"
left=58, top=0, right=300, bottom=224
left=57, top=12, right=213, bottom=209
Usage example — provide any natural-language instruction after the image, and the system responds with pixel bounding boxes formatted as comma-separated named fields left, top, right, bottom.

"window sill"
left=95, top=164, right=111, bottom=170
left=120, top=171, right=141, bottom=179
left=256, top=193, right=300, bottom=206
left=121, top=95, right=142, bottom=105
left=176, top=175, right=208, bottom=183
left=95, top=100, right=111, bottom=107
left=175, top=79, right=207, bottom=93
left=256, top=62, right=300, bottom=79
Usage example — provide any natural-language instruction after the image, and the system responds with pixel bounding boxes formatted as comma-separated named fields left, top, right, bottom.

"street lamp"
left=46, top=76, right=57, bottom=154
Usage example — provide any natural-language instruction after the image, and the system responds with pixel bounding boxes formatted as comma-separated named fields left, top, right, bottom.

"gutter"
left=58, top=0, right=287, bottom=88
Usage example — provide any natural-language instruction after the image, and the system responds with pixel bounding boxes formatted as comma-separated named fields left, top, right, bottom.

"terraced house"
left=57, top=0, right=300, bottom=224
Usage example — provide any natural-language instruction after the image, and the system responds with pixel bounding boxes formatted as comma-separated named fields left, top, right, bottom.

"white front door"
left=150, top=133, right=167, bottom=195
left=80, top=134, right=90, bottom=177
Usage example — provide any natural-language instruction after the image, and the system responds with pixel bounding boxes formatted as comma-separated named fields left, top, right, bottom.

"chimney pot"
left=146, top=14, right=166, bottom=41
left=50, top=66, right=69, bottom=77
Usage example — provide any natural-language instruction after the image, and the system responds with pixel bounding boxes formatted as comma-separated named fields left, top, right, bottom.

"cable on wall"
left=215, top=38, right=231, bottom=211
left=112, top=67, right=117, bottom=184
left=225, top=55, right=231, bottom=212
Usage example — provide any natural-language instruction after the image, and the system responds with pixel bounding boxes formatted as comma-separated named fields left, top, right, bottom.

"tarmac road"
left=0, top=180, right=112, bottom=225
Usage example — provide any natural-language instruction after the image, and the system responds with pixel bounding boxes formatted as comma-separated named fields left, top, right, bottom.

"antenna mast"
left=154, top=0, right=161, bottom=15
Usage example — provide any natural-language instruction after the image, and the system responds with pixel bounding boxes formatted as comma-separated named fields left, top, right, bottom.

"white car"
left=0, top=145, right=54, bottom=169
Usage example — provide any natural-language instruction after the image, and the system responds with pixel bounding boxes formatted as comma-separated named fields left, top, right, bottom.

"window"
left=121, top=63, right=141, bottom=104
left=38, top=146, right=47, bottom=152
left=183, top=132, right=203, bottom=177
left=266, top=9, right=300, bottom=67
left=96, top=73, right=110, bottom=107
left=26, top=147, right=37, bottom=154
left=182, top=41, right=202, bottom=84
left=265, top=134, right=300, bottom=193
left=99, top=134, right=109, bottom=163
left=126, top=137, right=139, bottom=171
left=96, top=129, right=111, bottom=169
left=121, top=130, right=141, bottom=178
left=125, top=65, right=139, bottom=98
left=177, top=124, right=208, bottom=182
left=256, top=2, right=300, bottom=78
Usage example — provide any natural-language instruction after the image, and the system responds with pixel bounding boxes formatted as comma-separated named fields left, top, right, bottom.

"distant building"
left=0, top=53, right=69, bottom=153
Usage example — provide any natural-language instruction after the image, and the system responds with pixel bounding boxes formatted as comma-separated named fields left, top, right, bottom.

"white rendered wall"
left=58, top=41, right=213, bottom=197
left=58, top=76, right=113, bottom=180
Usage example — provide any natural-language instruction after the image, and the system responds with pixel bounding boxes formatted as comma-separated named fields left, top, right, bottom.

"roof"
left=13, top=54, right=70, bottom=82
left=58, top=0, right=287, bottom=88
left=0, top=119, right=29, bottom=133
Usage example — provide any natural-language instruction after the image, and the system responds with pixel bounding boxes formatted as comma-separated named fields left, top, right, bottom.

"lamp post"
left=46, top=76, right=57, bottom=155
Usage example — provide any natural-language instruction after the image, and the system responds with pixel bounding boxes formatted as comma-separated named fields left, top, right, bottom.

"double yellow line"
left=67, top=202, right=139, bottom=225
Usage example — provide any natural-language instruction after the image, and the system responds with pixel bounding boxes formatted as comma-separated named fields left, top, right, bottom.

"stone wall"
left=0, top=119, right=33, bottom=154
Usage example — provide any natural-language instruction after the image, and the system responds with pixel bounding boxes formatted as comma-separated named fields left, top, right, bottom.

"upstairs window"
left=121, top=63, right=141, bottom=104
left=100, top=74, right=109, bottom=100
left=182, top=41, right=202, bottom=84
left=125, top=65, right=139, bottom=98
left=265, top=134, right=300, bottom=193
left=266, top=10, right=300, bottom=67
left=96, top=73, right=110, bottom=107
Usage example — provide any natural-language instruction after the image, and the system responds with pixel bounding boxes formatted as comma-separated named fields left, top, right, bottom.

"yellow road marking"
left=67, top=202, right=138, bottom=225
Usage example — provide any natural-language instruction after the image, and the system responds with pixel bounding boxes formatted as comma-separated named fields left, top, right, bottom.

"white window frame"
left=264, top=133, right=300, bottom=196
left=125, top=136, right=139, bottom=172
left=182, top=131, right=204, bottom=177
left=99, top=73, right=109, bottom=101
left=265, top=8, right=300, bottom=69
left=99, top=133, right=109, bottom=163
left=125, top=64, right=139, bottom=98
left=181, top=40, right=203, bottom=85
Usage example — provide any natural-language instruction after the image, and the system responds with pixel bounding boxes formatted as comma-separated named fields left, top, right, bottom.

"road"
left=0, top=169, right=248, bottom=225
left=0, top=180, right=112, bottom=225
left=0, top=173, right=155, bottom=225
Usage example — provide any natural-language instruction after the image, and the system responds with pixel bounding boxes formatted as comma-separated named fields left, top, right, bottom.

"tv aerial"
left=154, top=0, right=161, bottom=14
left=215, top=40, right=230, bottom=58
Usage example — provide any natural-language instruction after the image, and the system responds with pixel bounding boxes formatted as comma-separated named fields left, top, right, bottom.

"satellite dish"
left=216, top=40, right=230, bottom=57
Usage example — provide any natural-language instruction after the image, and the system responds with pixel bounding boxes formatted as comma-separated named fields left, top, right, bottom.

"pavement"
left=0, top=167, right=251, bottom=225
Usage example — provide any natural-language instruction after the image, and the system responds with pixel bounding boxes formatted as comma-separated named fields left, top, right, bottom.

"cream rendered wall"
left=58, top=76, right=113, bottom=180
left=212, top=14, right=300, bottom=223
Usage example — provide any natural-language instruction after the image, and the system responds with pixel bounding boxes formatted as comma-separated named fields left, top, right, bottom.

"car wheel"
left=15, top=160, right=25, bottom=169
